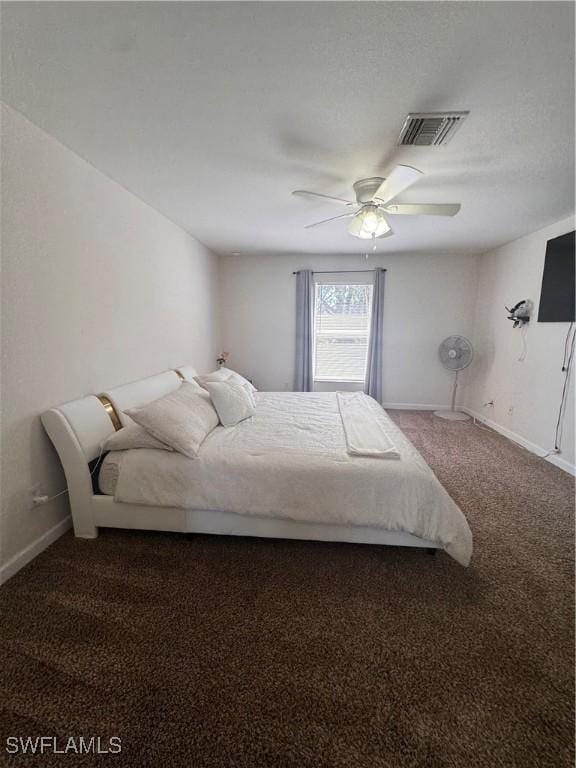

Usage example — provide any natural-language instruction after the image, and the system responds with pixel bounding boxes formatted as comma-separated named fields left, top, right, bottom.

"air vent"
left=398, top=112, right=469, bottom=146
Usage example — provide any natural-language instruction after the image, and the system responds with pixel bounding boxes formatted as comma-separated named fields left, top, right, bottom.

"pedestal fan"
left=434, top=336, right=473, bottom=421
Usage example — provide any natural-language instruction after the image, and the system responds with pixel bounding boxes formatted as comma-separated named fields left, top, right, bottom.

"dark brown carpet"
left=0, top=412, right=574, bottom=768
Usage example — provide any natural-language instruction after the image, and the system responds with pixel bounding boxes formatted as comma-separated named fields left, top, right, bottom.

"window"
left=313, top=282, right=373, bottom=382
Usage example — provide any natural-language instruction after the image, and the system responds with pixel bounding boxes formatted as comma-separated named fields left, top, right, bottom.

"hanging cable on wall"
left=505, top=299, right=532, bottom=362
left=553, top=322, right=576, bottom=452
left=518, top=323, right=529, bottom=362
left=561, top=322, right=574, bottom=372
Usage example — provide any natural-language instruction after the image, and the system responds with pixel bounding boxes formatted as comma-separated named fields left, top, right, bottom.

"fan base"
left=433, top=410, right=471, bottom=421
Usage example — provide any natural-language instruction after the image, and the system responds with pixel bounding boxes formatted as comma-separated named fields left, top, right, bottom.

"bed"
left=41, top=366, right=473, bottom=565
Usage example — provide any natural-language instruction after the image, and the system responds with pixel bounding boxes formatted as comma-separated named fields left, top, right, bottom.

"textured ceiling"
left=2, top=2, right=574, bottom=256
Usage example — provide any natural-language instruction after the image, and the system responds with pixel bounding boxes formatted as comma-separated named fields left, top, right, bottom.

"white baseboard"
left=382, top=402, right=453, bottom=411
left=463, top=408, right=576, bottom=476
left=0, top=515, right=72, bottom=586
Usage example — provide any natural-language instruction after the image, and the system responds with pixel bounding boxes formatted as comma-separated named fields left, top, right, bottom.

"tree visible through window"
left=313, top=283, right=373, bottom=382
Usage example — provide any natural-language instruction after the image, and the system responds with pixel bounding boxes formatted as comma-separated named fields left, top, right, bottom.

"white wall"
left=465, top=216, right=575, bottom=473
left=220, top=252, right=479, bottom=406
left=0, top=105, right=221, bottom=578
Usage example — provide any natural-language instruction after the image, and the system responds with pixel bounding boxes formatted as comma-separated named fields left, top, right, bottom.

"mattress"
left=99, top=392, right=473, bottom=565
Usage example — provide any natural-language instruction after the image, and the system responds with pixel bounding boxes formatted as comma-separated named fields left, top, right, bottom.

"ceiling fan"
left=292, top=165, right=460, bottom=241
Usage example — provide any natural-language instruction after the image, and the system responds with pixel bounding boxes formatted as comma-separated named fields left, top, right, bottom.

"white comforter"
left=111, top=392, right=473, bottom=566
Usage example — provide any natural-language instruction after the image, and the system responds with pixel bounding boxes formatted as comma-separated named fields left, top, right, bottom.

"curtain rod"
left=292, top=269, right=386, bottom=275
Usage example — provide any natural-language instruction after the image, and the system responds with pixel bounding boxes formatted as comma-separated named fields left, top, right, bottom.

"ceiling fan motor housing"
left=353, top=177, right=385, bottom=204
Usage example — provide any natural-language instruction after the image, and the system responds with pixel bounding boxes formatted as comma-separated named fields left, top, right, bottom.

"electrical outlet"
left=508, top=406, right=514, bottom=416
left=483, top=400, right=495, bottom=408
left=28, top=484, right=41, bottom=509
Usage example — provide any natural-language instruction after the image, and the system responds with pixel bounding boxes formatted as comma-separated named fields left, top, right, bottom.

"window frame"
left=312, top=277, right=374, bottom=384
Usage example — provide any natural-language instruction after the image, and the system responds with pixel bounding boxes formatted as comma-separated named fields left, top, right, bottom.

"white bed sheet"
left=104, top=392, right=473, bottom=565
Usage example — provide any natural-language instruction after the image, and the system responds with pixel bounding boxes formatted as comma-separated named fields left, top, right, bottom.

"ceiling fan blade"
left=372, top=165, right=423, bottom=205
left=292, top=190, right=355, bottom=206
left=305, top=212, right=356, bottom=229
left=384, top=203, right=461, bottom=216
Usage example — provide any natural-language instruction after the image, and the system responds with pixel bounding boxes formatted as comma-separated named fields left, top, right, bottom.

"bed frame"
left=41, top=366, right=439, bottom=552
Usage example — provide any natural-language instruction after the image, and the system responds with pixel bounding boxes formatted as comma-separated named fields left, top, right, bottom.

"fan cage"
left=438, top=336, right=474, bottom=371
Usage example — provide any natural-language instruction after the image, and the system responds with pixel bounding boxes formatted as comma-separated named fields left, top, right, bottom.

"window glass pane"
left=313, top=283, right=373, bottom=382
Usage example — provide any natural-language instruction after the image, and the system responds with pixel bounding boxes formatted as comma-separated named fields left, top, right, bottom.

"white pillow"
left=171, top=377, right=207, bottom=394
left=197, top=368, right=257, bottom=392
left=103, top=423, right=173, bottom=452
left=202, top=379, right=255, bottom=427
left=228, top=370, right=257, bottom=393
left=197, top=368, right=257, bottom=396
left=125, top=382, right=219, bottom=458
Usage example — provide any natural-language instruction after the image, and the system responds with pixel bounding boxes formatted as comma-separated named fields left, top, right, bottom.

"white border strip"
left=463, top=408, right=575, bottom=476
left=0, top=515, right=72, bottom=585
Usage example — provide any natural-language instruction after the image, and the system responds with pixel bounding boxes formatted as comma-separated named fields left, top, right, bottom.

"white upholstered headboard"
left=41, top=365, right=197, bottom=537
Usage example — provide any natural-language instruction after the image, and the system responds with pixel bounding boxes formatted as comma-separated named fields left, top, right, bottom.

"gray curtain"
left=365, top=268, right=386, bottom=402
left=294, top=270, right=314, bottom=391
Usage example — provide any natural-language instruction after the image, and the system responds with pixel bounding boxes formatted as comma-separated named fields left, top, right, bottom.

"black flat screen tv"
left=537, top=230, right=575, bottom=322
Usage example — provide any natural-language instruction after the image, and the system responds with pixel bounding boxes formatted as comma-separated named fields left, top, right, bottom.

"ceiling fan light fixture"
left=349, top=205, right=390, bottom=239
